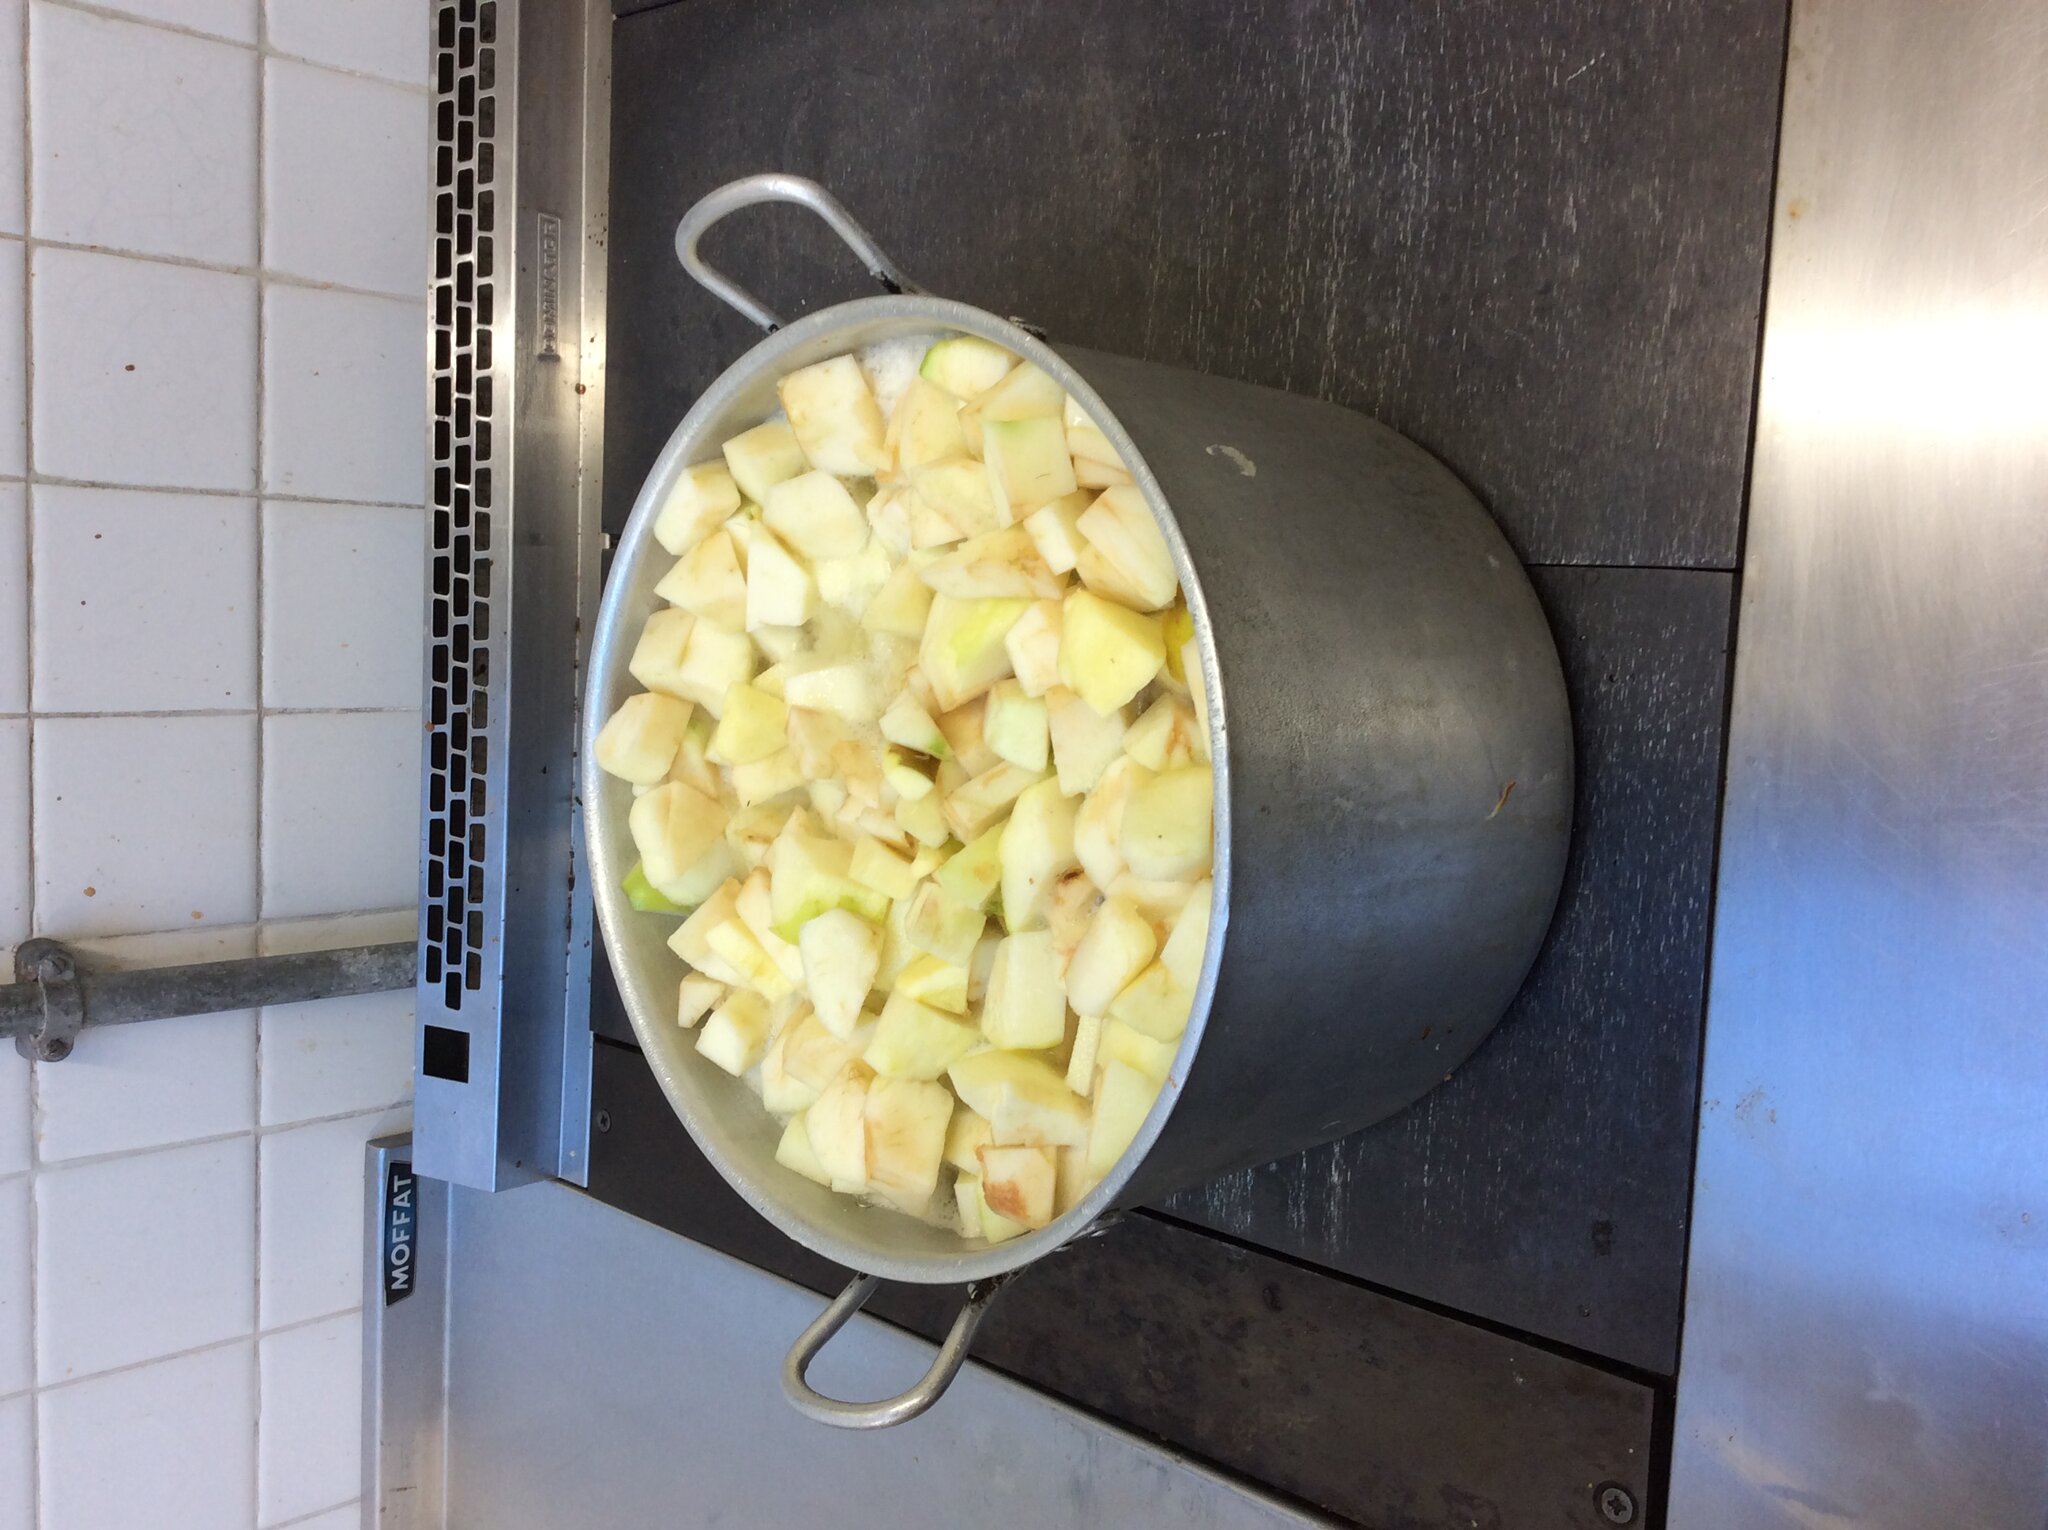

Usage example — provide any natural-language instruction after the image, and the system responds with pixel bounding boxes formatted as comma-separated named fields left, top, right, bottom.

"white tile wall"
left=258, top=1311, right=362, bottom=1525
left=37, top=1341, right=257, bottom=1530
left=30, top=485, right=259, bottom=711
left=3, top=1, right=431, bottom=1522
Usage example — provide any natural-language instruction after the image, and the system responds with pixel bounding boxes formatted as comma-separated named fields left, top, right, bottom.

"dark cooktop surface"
left=591, top=2, right=1785, bottom=1522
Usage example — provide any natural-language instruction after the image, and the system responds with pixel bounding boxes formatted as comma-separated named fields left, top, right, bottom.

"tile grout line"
left=33, top=0, right=429, bottom=92
left=6, top=228, right=432, bottom=307
left=14, top=470, right=426, bottom=512
left=27, top=1299, right=369, bottom=1402
left=32, top=1095, right=417, bottom=1174
left=19, top=0, right=39, bottom=1520
left=252, top=4, right=268, bottom=1515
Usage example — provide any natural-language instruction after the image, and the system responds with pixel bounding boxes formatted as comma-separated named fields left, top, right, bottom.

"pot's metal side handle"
left=781, top=1272, right=1007, bottom=1429
left=674, top=174, right=924, bottom=334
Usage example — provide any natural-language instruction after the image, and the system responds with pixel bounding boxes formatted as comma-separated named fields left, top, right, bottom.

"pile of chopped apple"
left=594, top=331, right=1214, bottom=1243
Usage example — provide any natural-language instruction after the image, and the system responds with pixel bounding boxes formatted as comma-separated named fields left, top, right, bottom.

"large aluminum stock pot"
left=581, top=175, right=1572, bottom=1428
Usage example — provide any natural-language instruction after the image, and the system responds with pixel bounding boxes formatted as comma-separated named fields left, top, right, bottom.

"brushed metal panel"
left=1670, top=1, right=2048, bottom=1524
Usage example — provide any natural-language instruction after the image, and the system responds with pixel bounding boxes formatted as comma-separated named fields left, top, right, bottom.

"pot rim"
left=580, top=293, right=1231, bottom=1282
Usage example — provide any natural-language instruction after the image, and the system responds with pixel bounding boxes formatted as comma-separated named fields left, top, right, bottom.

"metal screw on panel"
left=1597, top=1484, right=1637, bottom=1525
left=595, top=1110, right=612, bottom=1133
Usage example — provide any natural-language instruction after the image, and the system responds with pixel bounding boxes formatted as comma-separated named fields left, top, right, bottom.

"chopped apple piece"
left=729, top=749, right=806, bottom=807
left=978, top=1144, right=1056, bottom=1228
left=956, top=1174, right=1026, bottom=1244
left=763, top=470, right=869, bottom=559
left=1023, top=491, right=1091, bottom=574
left=1121, top=766, right=1214, bottom=880
left=695, top=989, right=773, bottom=1075
left=784, top=706, right=850, bottom=780
left=782, top=662, right=881, bottom=724
left=936, top=699, right=997, bottom=775
left=883, top=748, right=938, bottom=801
left=933, top=822, right=1004, bottom=911
left=807, top=1067, right=873, bottom=1187
left=655, top=526, right=748, bottom=630
left=864, top=1076, right=954, bottom=1212
left=1066, top=418, right=1118, bottom=466
left=781, top=1011, right=868, bottom=1093
left=1075, top=457, right=1134, bottom=489
left=1122, top=695, right=1200, bottom=771
left=815, top=536, right=894, bottom=617
left=887, top=375, right=969, bottom=468
left=705, top=915, right=796, bottom=1001
left=761, top=1025, right=818, bottom=1114
left=652, top=460, right=741, bottom=555
left=669, top=620, right=757, bottom=716
left=796, top=907, right=883, bottom=1039
left=740, top=522, right=817, bottom=630
left=984, top=680, right=1050, bottom=772
left=1046, top=686, right=1130, bottom=795
left=896, top=953, right=970, bottom=1014
left=878, top=690, right=948, bottom=760
left=677, top=973, right=725, bottom=1029
left=595, top=691, right=694, bottom=785
left=778, top=354, right=888, bottom=476
left=628, top=782, right=729, bottom=903
left=708, top=682, right=788, bottom=767
left=1075, top=754, right=1147, bottom=888
left=848, top=835, right=919, bottom=901
left=943, top=761, right=1045, bottom=840
left=999, top=778, right=1078, bottom=931
left=978, top=362, right=1065, bottom=421
left=1066, top=894, right=1157, bottom=1017
left=725, top=802, right=792, bottom=872
left=1077, top=486, right=1177, bottom=611
left=984, top=417, right=1078, bottom=523
left=918, top=526, right=1061, bottom=599
left=946, top=1110, right=993, bottom=1177
left=981, top=930, right=1067, bottom=1050
left=770, top=826, right=887, bottom=935
left=1160, top=604, right=1196, bottom=686
left=907, top=493, right=967, bottom=550
left=864, top=991, right=981, bottom=1080
left=919, top=335, right=1016, bottom=399
left=735, top=869, right=806, bottom=986
left=948, top=1050, right=1089, bottom=1148
left=1046, top=868, right=1102, bottom=979
left=1160, top=879, right=1213, bottom=990
left=666, top=710, right=722, bottom=797
left=1107, top=960, right=1193, bottom=1041
left=919, top=593, right=1030, bottom=711
left=1060, top=590, right=1165, bottom=715
left=776, top=1113, right=832, bottom=1186
left=1065, top=1012, right=1104, bottom=1093
left=908, top=458, right=1004, bottom=538
left=1100, top=1016, right=1177, bottom=1082
left=894, top=785, right=951, bottom=848
left=1004, top=600, right=1062, bottom=698
left=667, top=877, right=744, bottom=976
left=722, top=419, right=808, bottom=503
left=1107, top=873, right=1198, bottom=925
left=1086, top=1059, right=1159, bottom=1177
left=861, top=561, right=934, bottom=637
left=627, top=608, right=696, bottom=700
left=902, top=881, right=987, bottom=967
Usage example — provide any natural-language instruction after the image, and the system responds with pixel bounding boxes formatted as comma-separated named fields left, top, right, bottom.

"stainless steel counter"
left=1669, top=1, right=2048, bottom=1524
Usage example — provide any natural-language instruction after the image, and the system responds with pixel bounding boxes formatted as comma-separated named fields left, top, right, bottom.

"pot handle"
left=781, top=1272, right=1008, bottom=1429
left=674, top=173, right=924, bottom=334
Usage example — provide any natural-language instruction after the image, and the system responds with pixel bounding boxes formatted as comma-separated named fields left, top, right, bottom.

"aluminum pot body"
left=583, top=296, right=1569, bottom=1288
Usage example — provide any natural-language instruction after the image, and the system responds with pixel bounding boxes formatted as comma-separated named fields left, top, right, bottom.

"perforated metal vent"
left=425, top=0, right=499, bottom=1013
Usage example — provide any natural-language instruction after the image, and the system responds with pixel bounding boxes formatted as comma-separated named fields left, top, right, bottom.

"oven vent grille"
left=425, top=0, right=499, bottom=1013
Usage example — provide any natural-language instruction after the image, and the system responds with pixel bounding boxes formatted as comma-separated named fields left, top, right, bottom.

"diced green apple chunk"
left=1160, top=879, right=1213, bottom=990
left=1046, top=686, right=1130, bottom=795
left=981, top=930, right=1067, bottom=1050
left=864, top=990, right=981, bottom=1079
left=807, top=1068, right=873, bottom=1187
left=740, top=523, right=817, bottom=630
left=918, top=527, right=1060, bottom=600
left=655, top=527, right=749, bottom=630
left=984, top=680, right=1049, bottom=772
left=707, top=682, right=787, bottom=766
left=942, top=761, right=1045, bottom=840
left=919, top=594, right=1030, bottom=712
left=1121, top=766, right=1214, bottom=880
left=677, top=973, right=725, bottom=1029
left=1065, top=1012, right=1104, bottom=1094
left=861, top=561, right=934, bottom=637
left=695, top=989, right=773, bottom=1075
left=1075, top=754, right=1148, bottom=889
left=932, top=823, right=1005, bottom=911
left=999, top=778, right=1078, bottom=931
left=722, top=419, right=809, bottom=504
left=1003, top=599, right=1063, bottom=698
left=1059, top=591, right=1165, bottom=715
left=847, top=835, right=919, bottom=900
left=948, top=1050, right=1088, bottom=1148
left=878, top=690, right=948, bottom=758
left=978, top=1143, right=1056, bottom=1228
left=796, top=907, right=883, bottom=1039
left=864, top=1075, right=954, bottom=1211
left=778, top=354, right=889, bottom=476
left=908, top=458, right=1005, bottom=538
left=1122, top=695, right=1200, bottom=771
left=887, top=376, right=969, bottom=468
left=763, top=470, right=869, bottom=560
left=1076, top=486, right=1177, bottom=611
left=1106, top=960, right=1193, bottom=1041
left=919, top=335, right=1017, bottom=400
left=627, top=607, right=696, bottom=701
left=627, top=782, right=729, bottom=903
left=1023, top=491, right=1092, bottom=574
left=653, top=460, right=741, bottom=555
left=776, top=1113, right=833, bottom=1186
left=669, top=620, right=757, bottom=716
left=1066, top=894, right=1157, bottom=1018
left=595, top=691, right=695, bottom=785
left=984, top=418, right=1078, bottom=524
left=902, top=881, right=987, bottom=966
left=1086, top=1059, right=1159, bottom=1177
left=896, top=953, right=970, bottom=1014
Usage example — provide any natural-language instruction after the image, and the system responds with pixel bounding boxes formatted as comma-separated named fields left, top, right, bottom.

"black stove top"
left=586, top=2, right=1785, bottom=1522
